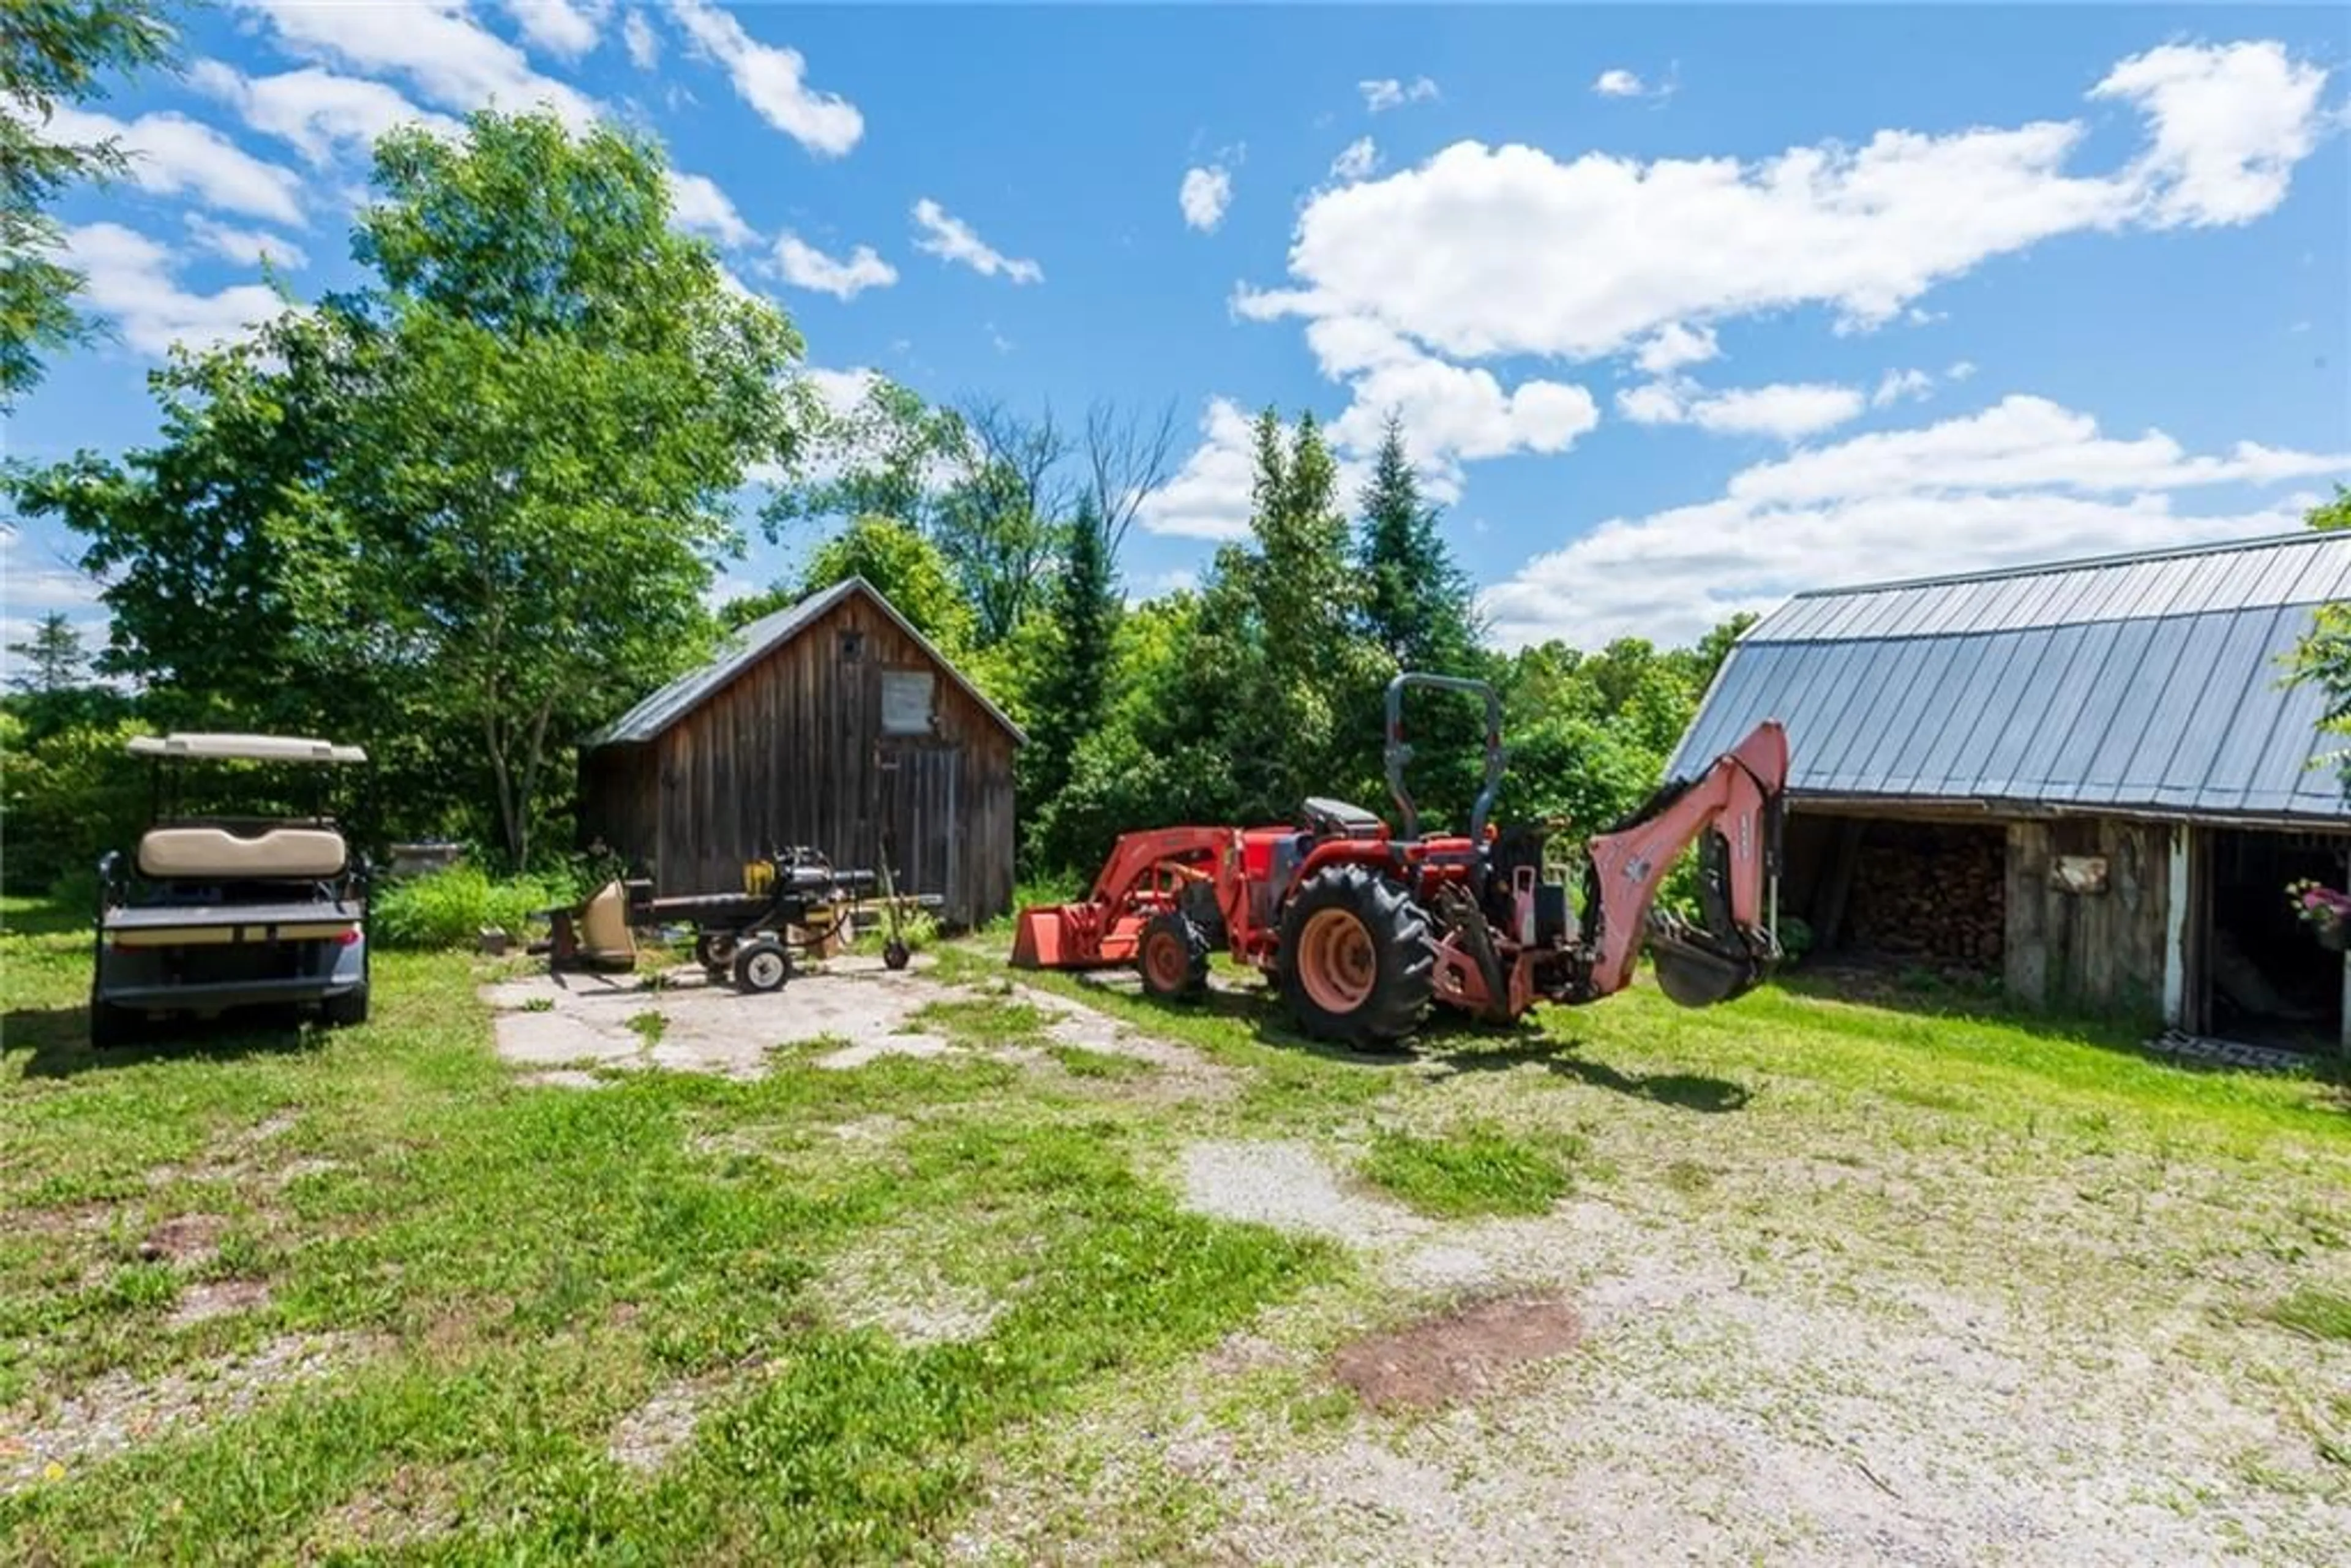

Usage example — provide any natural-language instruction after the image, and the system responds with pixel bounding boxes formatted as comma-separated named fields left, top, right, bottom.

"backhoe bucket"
left=1649, top=933, right=1763, bottom=1007
left=1646, top=910, right=1769, bottom=1008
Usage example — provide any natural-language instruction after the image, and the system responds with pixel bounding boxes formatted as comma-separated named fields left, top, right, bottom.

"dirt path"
left=957, top=1134, right=2351, bottom=1566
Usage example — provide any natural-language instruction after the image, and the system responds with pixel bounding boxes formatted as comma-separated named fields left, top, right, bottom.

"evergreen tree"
left=5, top=611, right=88, bottom=694
left=1355, top=412, right=1480, bottom=671
left=1344, top=413, right=1489, bottom=827
left=1025, top=495, right=1118, bottom=810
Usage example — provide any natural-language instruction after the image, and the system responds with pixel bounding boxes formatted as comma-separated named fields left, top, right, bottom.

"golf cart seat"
left=137, top=826, right=348, bottom=881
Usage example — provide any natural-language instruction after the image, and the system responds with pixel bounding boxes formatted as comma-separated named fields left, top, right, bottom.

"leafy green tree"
left=1, top=0, right=178, bottom=408
left=11, top=109, right=809, bottom=866
left=6, top=610, right=89, bottom=693
left=0, top=712, right=149, bottom=893
left=797, top=515, right=977, bottom=658
left=2285, top=484, right=2351, bottom=787
left=768, top=376, right=968, bottom=540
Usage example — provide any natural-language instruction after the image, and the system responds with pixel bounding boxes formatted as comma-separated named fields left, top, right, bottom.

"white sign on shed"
left=880, top=668, right=936, bottom=735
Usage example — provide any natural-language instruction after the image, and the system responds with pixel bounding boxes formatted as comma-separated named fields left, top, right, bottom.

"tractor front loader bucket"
left=1011, top=901, right=1125, bottom=970
left=1010, top=904, right=1074, bottom=969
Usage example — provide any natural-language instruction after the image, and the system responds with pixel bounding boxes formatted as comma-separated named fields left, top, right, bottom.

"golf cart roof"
left=126, top=733, right=369, bottom=764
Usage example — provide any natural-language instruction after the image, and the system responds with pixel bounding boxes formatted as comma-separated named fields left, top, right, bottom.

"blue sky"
left=6, top=2, right=2349, bottom=669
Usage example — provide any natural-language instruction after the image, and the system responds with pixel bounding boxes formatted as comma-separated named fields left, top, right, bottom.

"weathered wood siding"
left=2004, top=817, right=2169, bottom=1021
left=579, top=592, right=1017, bottom=928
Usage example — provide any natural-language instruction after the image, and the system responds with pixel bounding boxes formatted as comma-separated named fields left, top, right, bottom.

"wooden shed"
left=578, top=577, right=1024, bottom=929
left=1670, top=531, right=2351, bottom=1055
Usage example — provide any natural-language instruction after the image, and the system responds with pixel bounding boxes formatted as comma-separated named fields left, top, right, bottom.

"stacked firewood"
left=1843, top=823, right=2005, bottom=969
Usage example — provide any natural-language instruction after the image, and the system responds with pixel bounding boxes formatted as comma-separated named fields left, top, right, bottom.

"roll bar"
left=1382, top=671, right=1507, bottom=842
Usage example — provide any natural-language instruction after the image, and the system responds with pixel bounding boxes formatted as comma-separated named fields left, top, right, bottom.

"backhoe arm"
left=1580, top=721, right=1789, bottom=1006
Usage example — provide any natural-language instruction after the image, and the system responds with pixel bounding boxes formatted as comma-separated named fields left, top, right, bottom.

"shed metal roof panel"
left=1667, top=531, right=2351, bottom=822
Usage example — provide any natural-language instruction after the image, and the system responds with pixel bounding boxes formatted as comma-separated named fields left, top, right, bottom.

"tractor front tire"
left=1138, top=910, right=1210, bottom=1002
left=1277, top=865, right=1434, bottom=1048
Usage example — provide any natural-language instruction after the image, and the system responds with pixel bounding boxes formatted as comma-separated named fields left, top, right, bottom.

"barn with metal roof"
left=1670, top=530, right=2351, bottom=1053
left=579, top=577, right=1024, bottom=929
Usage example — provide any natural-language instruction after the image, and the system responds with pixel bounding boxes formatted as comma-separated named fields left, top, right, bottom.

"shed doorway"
left=881, top=745, right=961, bottom=928
left=2198, top=827, right=2345, bottom=1052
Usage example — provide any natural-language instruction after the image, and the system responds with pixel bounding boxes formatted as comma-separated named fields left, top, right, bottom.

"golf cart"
left=91, top=733, right=372, bottom=1047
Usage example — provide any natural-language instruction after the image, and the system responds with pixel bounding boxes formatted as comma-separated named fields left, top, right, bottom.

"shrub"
left=371, top=865, right=585, bottom=950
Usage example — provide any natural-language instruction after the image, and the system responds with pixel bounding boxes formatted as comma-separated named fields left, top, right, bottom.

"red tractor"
left=1011, top=672, right=1790, bottom=1047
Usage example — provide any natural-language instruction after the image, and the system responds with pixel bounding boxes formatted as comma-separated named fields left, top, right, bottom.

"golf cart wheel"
left=1138, top=910, right=1210, bottom=1002
left=323, top=985, right=369, bottom=1029
left=732, top=939, right=790, bottom=994
left=694, top=932, right=738, bottom=974
left=1277, top=865, right=1434, bottom=1049
left=882, top=938, right=912, bottom=971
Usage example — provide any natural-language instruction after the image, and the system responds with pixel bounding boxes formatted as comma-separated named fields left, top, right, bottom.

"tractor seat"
left=1300, top=797, right=1388, bottom=839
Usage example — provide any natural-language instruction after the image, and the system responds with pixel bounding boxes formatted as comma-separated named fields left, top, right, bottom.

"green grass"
left=2268, top=1287, right=2351, bottom=1343
left=0, top=906, right=1331, bottom=1562
left=9, top=902, right=2351, bottom=1559
left=1358, top=1121, right=1580, bottom=1218
left=1047, top=1045, right=1152, bottom=1081
left=904, top=996, right=1052, bottom=1047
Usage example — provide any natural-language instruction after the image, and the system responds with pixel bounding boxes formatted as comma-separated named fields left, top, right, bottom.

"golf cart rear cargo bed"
left=103, top=901, right=361, bottom=937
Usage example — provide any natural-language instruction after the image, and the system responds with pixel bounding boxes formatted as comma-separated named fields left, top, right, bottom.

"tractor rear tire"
left=1277, top=865, right=1433, bottom=1048
left=1138, top=910, right=1210, bottom=1002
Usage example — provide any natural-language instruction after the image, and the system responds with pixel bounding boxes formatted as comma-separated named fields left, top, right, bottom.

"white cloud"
left=1731, top=394, right=2351, bottom=505
left=59, top=222, right=289, bottom=357
left=1329, top=137, right=1379, bottom=182
left=1179, top=165, right=1232, bottom=231
left=1480, top=396, right=2351, bottom=647
left=182, top=214, right=310, bottom=270
left=500, top=0, right=606, bottom=61
left=1872, top=367, right=1935, bottom=407
left=1134, top=397, right=1261, bottom=539
left=1948, top=359, right=1978, bottom=381
left=2090, top=39, right=2328, bottom=226
left=771, top=233, right=897, bottom=299
left=667, top=170, right=756, bottom=249
left=191, top=61, right=464, bottom=164
left=1360, top=76, right=1439, bottom=113
left=1239, top=41, right=2331, bottom=368
left=1616, top=378, right=1867, bottom=440
left=668, top=0, right=862, bottom=157
left=1127, top=566, right=1201, bottom=605
left=0, top=559, right=105, bottom=612
left=1633, top=321, right=1719, bottom=375
left=1592, top=65, right=1676, bottom=102
left=43, top=105, right=307, bottom=227
left=243, top=0, right=602, bottom=130
left=910, top=198, right=1041, bottom=284
left=1327, top=350, right=1600, bottom=495
left=622, top=9, right=659, bottom=69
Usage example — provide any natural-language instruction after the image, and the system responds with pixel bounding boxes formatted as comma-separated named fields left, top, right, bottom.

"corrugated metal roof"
left=587, top=576, right=1026, bottom=748
left=1667, top=531, right=2351, bottom=822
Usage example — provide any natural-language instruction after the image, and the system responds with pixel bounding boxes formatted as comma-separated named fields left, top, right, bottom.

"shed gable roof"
left=1667, top=531, right=2351, bottom=822
left=587, top=577, right=1026, bottom=748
